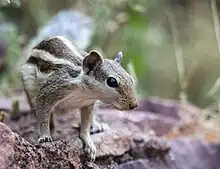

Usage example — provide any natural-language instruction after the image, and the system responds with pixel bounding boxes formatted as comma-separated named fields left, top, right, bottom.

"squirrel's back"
left=33, top=36, right=87, bottom=65
left=21, top=36, right=85, bottom=105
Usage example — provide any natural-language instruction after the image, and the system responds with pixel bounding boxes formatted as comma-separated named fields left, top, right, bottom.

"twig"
left=211, top=0, right=220, bottom=128
left=166, top=11, right=187, bottom=103
left=10, top=99, right=20, bottom=120
left=211, top=0, right=220, bottom=54
left=208, top=0, right=220, bottom=97
left=0, top=111, right=6, bottom=123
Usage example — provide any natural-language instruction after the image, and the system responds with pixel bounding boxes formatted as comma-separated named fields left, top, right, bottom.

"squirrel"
left=20, top=36, right=138, bottom=161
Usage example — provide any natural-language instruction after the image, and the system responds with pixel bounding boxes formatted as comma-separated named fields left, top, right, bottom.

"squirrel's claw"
left=84, top=142, right=97, bottom=162
left=38, top=136, right=53, bottom=143
left=90, top=121, right=109, bottom=134
left=80, top=132, right=97, bottom=162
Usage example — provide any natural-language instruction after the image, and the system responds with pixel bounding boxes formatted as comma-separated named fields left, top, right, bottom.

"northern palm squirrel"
left=20, top=36, right=138, bottom=161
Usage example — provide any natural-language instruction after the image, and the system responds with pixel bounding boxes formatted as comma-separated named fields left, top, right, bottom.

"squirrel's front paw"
left=38, top=136, right=53, bottom=143
left=80, top=133, right=97, bottom=161
left=90, top=122, right=109, bottom=134
left=84, top=141, right=96, bottom=162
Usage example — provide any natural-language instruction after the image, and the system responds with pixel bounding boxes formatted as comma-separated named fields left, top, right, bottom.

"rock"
left=0, top=122, right=15, bottom=169
left=0, top=122, right=170, bottom=169
left=93, top=129, right=132, bottom=157
left=1, top=120, right=220, bottom=169
left=117, top=139, right=220, bottom=169
left=117, top=159, right=155, bottom=169
left=133, top=97, right=200, bottom=137
left=130, top=135, right=170, bottom=160
left=168, top=139, right=220, bottom=169
left=136, top=96, right=199, bottom=121
left=97, top=104, right=199, bottom=137
left=0, top=95, right=219, bottom=169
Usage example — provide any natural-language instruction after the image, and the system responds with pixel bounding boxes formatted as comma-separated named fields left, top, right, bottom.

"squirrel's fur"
left=20, top=36, right=137, bottom=161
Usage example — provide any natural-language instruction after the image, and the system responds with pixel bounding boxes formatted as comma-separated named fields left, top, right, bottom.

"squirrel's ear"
left=83, top=50, right=103, bottom=74
left=114, top=51, right=123, bottom=63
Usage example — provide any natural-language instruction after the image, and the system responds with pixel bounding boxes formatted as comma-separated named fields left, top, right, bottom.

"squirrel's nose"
left=129, top=101, right=138, bottom=110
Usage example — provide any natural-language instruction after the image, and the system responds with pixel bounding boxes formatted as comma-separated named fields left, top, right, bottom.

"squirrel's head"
left=82, top=50, right=138, bottom=111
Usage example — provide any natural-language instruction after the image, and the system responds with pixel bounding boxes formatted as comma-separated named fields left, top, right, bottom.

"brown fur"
left=20, top=36, right=137, bottom=161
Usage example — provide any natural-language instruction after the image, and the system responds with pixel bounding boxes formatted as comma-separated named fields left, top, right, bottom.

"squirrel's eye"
left=106, top=77, right=118, bottom=88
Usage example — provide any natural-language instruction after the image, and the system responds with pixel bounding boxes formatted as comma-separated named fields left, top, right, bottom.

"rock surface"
left=0, top=121, right=220, bottom=169
left=0, top=96, right=219, bottom=169
left=0, top=122, right=170, bottom=169
left=117, top=139, right=220, bottom=169
left=0, top=122, right=15, bottom=169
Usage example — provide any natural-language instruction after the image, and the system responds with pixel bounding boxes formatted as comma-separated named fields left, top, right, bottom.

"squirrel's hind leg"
left=90, top=116, right=109, bottom=134
left=36, top=105, right=53, bottom=143
left=50, top=113, right=56, bottom=139
left=90, top=102, right=109, bottom=134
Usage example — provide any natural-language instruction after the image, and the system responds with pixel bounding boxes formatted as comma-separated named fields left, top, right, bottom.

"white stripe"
left=31, top=49, right=77, bottom=68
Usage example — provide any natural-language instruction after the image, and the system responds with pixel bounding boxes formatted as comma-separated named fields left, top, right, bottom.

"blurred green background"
left=1, top=0, right=220, bottom=109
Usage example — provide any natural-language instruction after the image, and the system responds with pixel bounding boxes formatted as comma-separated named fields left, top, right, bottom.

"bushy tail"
left=17, top=9, right=94, bottom=71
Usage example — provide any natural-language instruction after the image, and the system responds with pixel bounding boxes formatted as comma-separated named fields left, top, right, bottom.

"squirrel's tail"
left=17, top=9, right=94, bottom=71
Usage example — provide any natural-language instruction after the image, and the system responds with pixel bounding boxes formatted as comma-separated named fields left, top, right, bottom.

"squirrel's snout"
left=129, top=101, right=138, bottom=110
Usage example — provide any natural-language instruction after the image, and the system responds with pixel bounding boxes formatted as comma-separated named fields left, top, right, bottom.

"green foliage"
left=120, top=8, right=150, bottom=97
left=0, top=22, right=21, bottom=95
left=1, top=0, right=220, bottom=108
left=0, top=0, right=21, bottom=7
left=89, top=0, right=151, bottom=98
left=89, top=0, right=220, bottom=107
